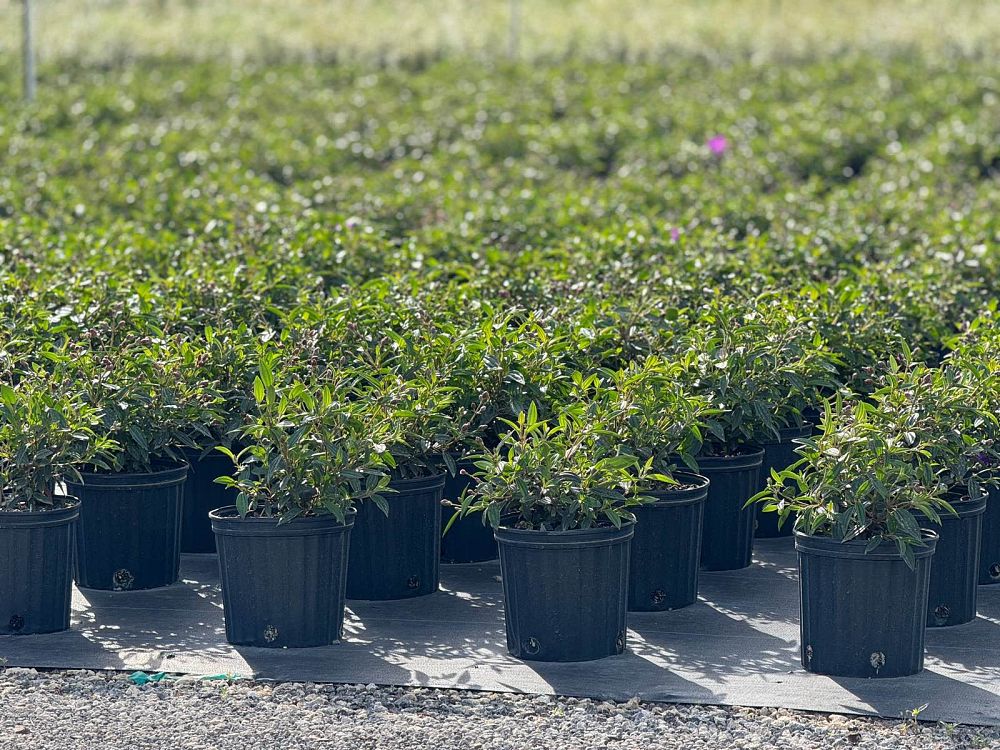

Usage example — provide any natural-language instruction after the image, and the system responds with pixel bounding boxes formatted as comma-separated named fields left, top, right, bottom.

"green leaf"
left=527, top=401, right=538, bottom=426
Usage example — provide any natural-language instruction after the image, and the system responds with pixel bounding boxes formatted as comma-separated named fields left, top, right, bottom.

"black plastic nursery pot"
left=628, top=472, right=709, bottom=612
left=921, top=491, right=987, bottom=627
left=0, top=498, right=79, bottom=635
left=755, top=424, right=812, bottom=539
left=181, top=447, right=235, bottom=553
left=211, top=507, right=355, bottom=648
left=497, top=522, right=633, bottom=662
left=440, top=464, right=498, bottom=564
left=796, top=530, right=938, bottom=678
left=347, top=473, right=445, bottom=600
left=697, top=449, right=764, bottom=571
left=67, top=463, right=188, bottom=591
left=979, top=484, right=1000, bottom=586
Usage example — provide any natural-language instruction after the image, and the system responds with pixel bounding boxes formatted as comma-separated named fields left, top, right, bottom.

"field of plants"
left=1, top=0, right=999, bottom=681
left=4, top=0, right=1000, bottom=64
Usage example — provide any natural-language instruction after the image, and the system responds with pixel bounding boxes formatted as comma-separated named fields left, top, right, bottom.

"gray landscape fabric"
left=1, top=539, right=998, bottom=726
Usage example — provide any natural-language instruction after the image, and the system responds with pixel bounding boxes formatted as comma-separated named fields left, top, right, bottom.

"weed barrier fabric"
left=1, top=540, right=999, bottom=726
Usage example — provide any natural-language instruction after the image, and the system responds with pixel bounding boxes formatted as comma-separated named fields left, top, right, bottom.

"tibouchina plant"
left=459, top=402, right=654, bottom=531
left=753, top=364, right=970, bottom=568
left=217, top=359, right=393, bottom=523
left=0, top=372, right=114, bottom=511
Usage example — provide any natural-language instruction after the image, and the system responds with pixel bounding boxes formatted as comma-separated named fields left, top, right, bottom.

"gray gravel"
left=0, top=668, right=997, bottom=750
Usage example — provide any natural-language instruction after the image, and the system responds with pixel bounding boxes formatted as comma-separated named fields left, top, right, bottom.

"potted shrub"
left=755, top=394, right=952, bottom=678
left=751, top=293, right=841, bottom=538
left=66, top=346, right=214, bottom=591
left=947, top=313, right=1000, bottom=587
left=673, top=299, right=800, bottom=570
left=0, top=375, right=112, bottom=634
left=212, top=366, right=390, bottom=647
left=346, top=369, right=465, bottom=600
left=442, top=309, right=568, bottom=563
left=904, top=357, right=999, bottom=626
left=459, top=403, right=647, bottom=662
left=573, top=360, right=714, bottom=611
left=154, top=328, right=256, bottom=553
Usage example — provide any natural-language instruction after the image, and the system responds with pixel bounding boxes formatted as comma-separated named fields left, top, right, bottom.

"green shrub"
left=217, top=357, right=392, bottom=522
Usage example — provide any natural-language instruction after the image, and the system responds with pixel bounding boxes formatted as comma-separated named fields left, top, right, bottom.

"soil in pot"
left=696, top=449, right=764, bottom=571
left=628, top=472, right=709, bottom=611
left=755, top=424, right=812, bottom=539
left=211, top=506, right=355, bottom=648
left=497, top=522, right=633, bottom=662
left=67, top=462, right=188, bottom=591
left=181, top=447, right=235, bottom=553
left=0, top=497, right=79, bottom=635
left=347, top=473, right=444, bottom=600
left=440, top=463, right=497, bottom=564
left=920, top=491, right=987, bottom=627
left=796, top=530, right=937, bottom=678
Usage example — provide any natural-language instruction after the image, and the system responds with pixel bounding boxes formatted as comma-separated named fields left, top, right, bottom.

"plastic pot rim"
left=495, top=522, right=634, bottom=549
left=181, top=445, right=236, bottom=463
left=0, top=495, right=81, bottom=527
left=68, top=462, right=189, bottom=489
left=940, top=490, right=989, bottom=518
left=389, top=472, right=447, bottom=492
left=637, top=471, right=710, bottom=507
left=694, top=448, right=766, bottom=472
left=795, top=529, right=939, bottom=561
left=210, top=505, right=357, bottom=537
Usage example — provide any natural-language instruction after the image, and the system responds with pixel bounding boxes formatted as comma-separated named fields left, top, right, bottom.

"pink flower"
left=669, top=226, right=681, bottom=242
left=707, top=135, right=728, bottom=156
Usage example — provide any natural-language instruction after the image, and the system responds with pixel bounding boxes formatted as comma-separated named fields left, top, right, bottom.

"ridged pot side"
left=67, top=463, right=188, bottom=591
left=181, top=448, right=235, bottom=553
left=697, top=449, right=764, bottom=571
left=347, top=473, right=445, bottom=600
left=920, top=492, right=987, bottom=627
left=796, top=531, right=937, bottom=678
left=496, top=523, right=633, bottom=663
left=211, top=508, right=355, bottom=648
left=979, top=484, right=1000, bottom=586
left=628, top=473, right=709, bottom=611
left=0, top=500, right=80, bottom=635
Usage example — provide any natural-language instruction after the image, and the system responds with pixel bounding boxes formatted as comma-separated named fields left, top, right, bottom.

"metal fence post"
left=23, top=0, right=37, bottom=101
left=508, top=0, right=521, bottom=60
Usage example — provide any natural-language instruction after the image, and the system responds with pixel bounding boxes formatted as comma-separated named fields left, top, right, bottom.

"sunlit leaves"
left=218, top=358, right=393, bottom=521
left=0, top=371, right=114, bottom=511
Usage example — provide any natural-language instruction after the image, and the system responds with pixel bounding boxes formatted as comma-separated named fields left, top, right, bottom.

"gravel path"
left=0, top=669, right=997, bottom=750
